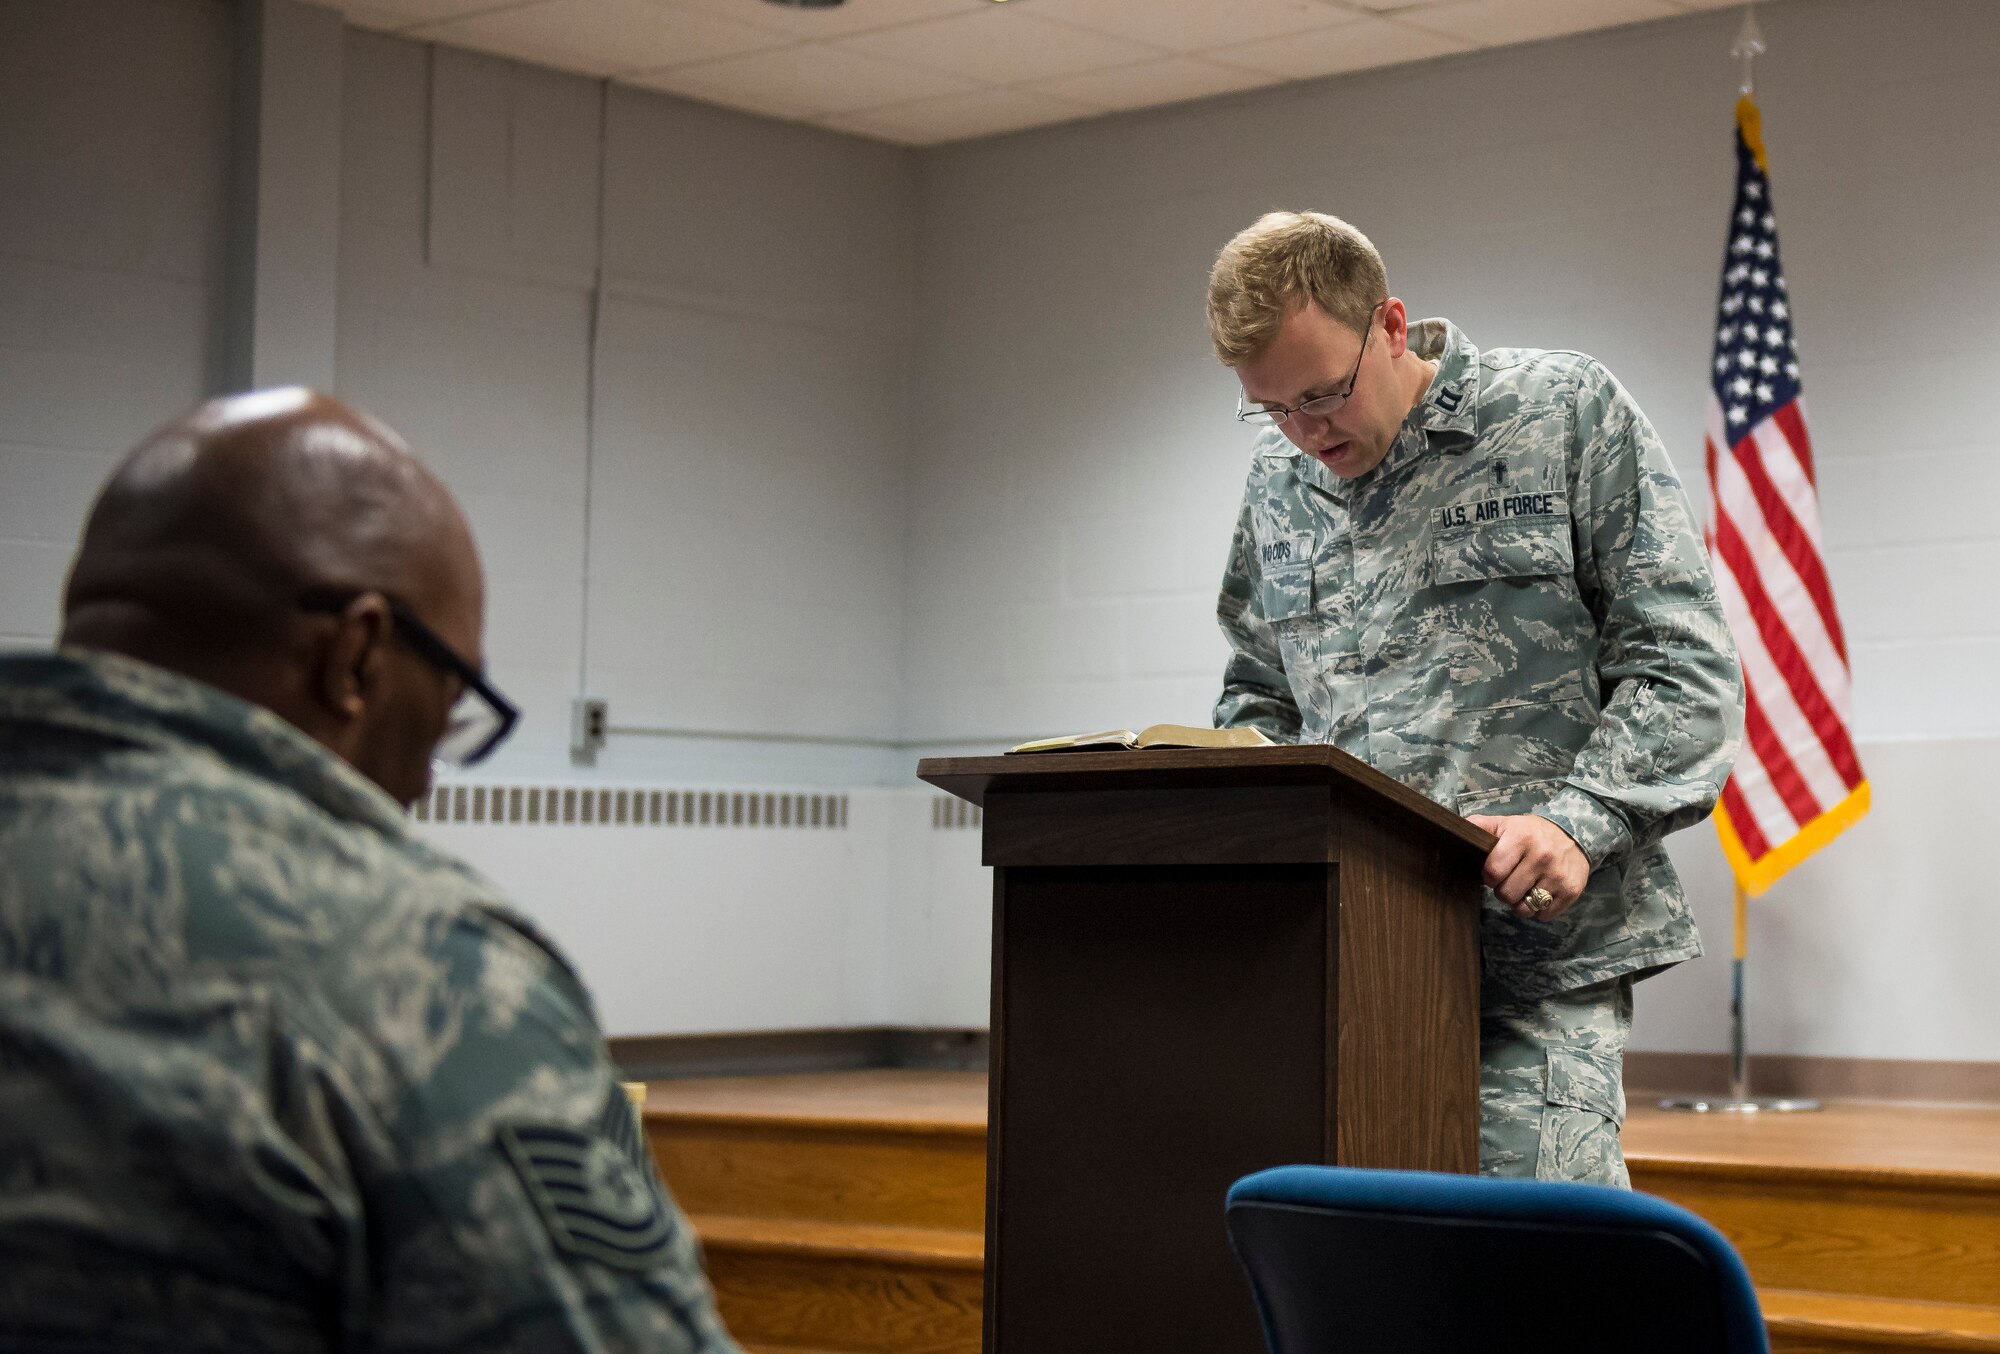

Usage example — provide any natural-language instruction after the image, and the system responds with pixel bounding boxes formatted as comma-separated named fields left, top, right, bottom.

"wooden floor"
left=1626, top=1098, right=2000, bottom=1178
left=646, top=1070, right=2000, bottom=1354
left=649, top=1070, right=2000, bottom=1174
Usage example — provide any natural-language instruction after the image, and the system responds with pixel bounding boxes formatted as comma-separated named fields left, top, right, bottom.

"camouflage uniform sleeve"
left=1534, top=361, right=1745, bottom=867
left=347, top=899, right=739, bottom=1354
left=1214, top=489, right=1303, bottom=741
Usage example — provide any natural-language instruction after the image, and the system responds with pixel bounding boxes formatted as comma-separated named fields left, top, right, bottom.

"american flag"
left=1705, top=95, right=1870, bottom=897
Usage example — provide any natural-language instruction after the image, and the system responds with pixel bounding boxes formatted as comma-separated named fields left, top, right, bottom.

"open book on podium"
left=1007, top=723, right=1275, bottom=755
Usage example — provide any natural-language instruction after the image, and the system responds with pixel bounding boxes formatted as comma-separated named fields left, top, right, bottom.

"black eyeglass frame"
left=295, top=585, right=519, bottom=766
left=1235, top=300, right=1386, bottom=427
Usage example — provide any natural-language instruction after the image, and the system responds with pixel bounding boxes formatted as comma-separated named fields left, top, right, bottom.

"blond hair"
left=1205, top=211, right=1388, bottom=366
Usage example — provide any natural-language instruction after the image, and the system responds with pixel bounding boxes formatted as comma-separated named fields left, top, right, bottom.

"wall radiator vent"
left=931, top=795, right=982, bottom=830
left=412, top=784, right=850, bottom=830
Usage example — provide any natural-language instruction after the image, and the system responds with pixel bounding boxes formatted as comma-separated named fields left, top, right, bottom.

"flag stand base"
left=1658, top=1095, right=1821, bottom=1113
left=1654, top=944, right=1823, bottom=1114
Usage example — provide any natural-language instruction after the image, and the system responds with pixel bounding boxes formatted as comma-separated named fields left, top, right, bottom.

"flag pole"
left=1657, top=4, right=1821, bottom=1116
left=1734, top=4, right=1764, bottom=97
left=1728, top=880, right=1744, bottom=1104
left=1660, top=880, right=1821, bottom=1112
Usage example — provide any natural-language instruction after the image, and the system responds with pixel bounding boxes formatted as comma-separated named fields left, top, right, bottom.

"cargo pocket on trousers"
left=1535, top=1047, right=1627, bottom=1184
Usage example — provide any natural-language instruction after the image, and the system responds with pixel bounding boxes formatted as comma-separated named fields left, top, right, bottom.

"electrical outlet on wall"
left=571, top=697, right=607, bottom=765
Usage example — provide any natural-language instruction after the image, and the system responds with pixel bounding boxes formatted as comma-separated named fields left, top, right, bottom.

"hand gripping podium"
left=918, top=745, right=1495, bottom=1354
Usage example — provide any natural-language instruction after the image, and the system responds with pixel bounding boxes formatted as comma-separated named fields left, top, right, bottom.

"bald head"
left=65, top=389, right=474, bottom=653
left=62, top=389, right=486, bottom=805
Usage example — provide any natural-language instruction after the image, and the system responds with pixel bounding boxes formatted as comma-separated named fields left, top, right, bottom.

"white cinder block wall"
left=0, top=0, right=232, bottom=648
left=3, top=0, right=1993, bottom=1056
left=335, top=34, right=918, bottom=790
left=333, top=32, right=921, bottom=1031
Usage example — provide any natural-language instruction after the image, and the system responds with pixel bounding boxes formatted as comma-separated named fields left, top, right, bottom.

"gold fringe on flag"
left=1714, top=779, right=1872, bottom=898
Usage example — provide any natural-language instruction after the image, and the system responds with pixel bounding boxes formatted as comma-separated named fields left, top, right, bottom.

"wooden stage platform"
left=644, top=1069, right=2000, bottom=1354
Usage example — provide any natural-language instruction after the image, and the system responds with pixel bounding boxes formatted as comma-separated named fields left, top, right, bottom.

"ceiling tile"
left=412, top=0, right=792, bottom=78
left=633, top=42, right=977, bottom=118
left=819, top=86, right=1104, bottom=145
left=623, top=68, right=816, bottom=121
left=833, top=8, right=1167, bottom=86
left=1211, top=15, right=1469, bottom=79
left=664, top=0, right=989, bottom=40
left=1024, top=55, right=1279, bottom=113
left=345, top=0, right=1748, bottom=142
left=1024, top=0, right=1359, bottom=54
left=326, top=0, right=514, bottom=31
left=332, top=3, right=427, bottom=32
left=1398, top=0, right=1680, bottom=48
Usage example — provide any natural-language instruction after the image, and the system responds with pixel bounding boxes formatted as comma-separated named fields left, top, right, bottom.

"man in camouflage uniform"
left=1207, top=213, right=1744, bottom=1186
left=0, top=390, right=738, bottom=1351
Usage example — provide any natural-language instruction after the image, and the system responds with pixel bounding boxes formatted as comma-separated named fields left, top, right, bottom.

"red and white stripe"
left=1705, top=397, right=1865, bottom=866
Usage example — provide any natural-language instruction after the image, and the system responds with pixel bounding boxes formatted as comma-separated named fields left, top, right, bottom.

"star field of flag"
left=1711, top=129, right=1802, bottom=440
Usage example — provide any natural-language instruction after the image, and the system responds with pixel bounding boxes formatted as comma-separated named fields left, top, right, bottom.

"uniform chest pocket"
left=1258, top=567, right=1315, bottom=623
left=1254, top=527, right=1317, bottom=622
left=1430, top=516, right=1588, bottom=709
left=1431, top=516, right=1574, bottom=586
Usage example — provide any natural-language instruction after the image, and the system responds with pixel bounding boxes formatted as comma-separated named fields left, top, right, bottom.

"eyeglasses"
left=1235, top=301, right=1384, bottom=427
left=296, top=586, right=519, bottom=767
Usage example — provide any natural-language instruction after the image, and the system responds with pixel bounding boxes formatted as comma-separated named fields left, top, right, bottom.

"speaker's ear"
left=1379, top=296, right=1412, bottom=358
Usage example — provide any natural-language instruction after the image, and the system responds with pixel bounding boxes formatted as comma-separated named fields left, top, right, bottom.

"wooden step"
left=653, top=1114, right=985, bottom=1233
left=696, top=1215, right=984, bottom=1268
left=1763, top=1290, right=2000, bottom=1353
left=647, top=1079, right=2000, bottom=1354
left=693, top=1215, right=982, bottom=1354
left=646, top=1071, right=987, bottom=1233
left=644, top=1074, right=987, bottom=1354
left=1626, top=1103, right=2000, bottom=1310
left=1629, top=1156, right=2000, bottom=1308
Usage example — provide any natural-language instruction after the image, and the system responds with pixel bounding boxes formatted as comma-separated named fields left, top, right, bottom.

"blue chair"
left=1226, top=1166, right=1768, bottom=1354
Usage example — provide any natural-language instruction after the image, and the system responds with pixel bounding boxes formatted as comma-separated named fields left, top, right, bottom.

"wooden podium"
left=918, top=745, right=1494, bottom=1354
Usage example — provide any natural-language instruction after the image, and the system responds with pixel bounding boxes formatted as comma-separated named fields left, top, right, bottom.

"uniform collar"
left=1255, top=316, right=1482, bottom=506
left=1408, top=316, right=1482, bottom=440
left=0, top=647, right=409, bottom=839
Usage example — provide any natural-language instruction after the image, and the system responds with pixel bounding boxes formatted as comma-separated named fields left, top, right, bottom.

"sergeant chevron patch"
left=500, top=1085, right=678, bottom=1271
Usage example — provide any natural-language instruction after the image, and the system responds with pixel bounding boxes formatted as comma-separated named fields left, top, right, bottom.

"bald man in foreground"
left=0, top=391, right=738, bottom=1353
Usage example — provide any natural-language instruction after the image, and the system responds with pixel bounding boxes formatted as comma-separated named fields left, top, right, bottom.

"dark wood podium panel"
left=988, top=863, right=1332, bottom=1354
left=1332, top=797, right=1485, bottom=1169
left=922, top=745, right=1492, bottom=856
left=919, top=746, right=1490, bottom=1354
left=983, top=783, right=1339, bottom=866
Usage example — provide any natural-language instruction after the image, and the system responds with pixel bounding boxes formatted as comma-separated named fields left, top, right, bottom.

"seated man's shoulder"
left=92, top=740, right=584, bottom=1029
left=270, top=804, right=589, bottom=1033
